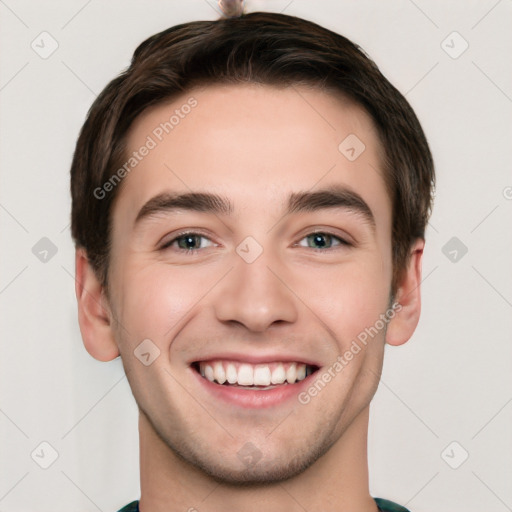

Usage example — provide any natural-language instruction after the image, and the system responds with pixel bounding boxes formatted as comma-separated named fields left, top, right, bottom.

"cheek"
left=110, top=259, right=217, bottom=342
left=297, top=259, right=391, bottom=339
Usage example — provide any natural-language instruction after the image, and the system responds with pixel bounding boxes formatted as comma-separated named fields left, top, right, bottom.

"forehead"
left=115, top=83, right=389, bottom=224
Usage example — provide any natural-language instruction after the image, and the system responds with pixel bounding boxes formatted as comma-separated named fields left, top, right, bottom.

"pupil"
left=311, top=233, right=329, bottom=248
left=180, top=235, right=198, bottom=249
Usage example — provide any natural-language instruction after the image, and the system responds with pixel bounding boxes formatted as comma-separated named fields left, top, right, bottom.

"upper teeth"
left=198, top=360, right=309, bottom=386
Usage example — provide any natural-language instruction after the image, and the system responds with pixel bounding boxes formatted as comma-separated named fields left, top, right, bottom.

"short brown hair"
left=70, top=11, right=435, bottom=292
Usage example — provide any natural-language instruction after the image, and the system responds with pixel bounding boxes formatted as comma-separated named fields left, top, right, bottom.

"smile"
left=193, top=360, right=318, bottom=389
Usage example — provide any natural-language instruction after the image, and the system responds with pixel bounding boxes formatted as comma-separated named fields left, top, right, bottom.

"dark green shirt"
left=117, top=497, right=410, bottom=511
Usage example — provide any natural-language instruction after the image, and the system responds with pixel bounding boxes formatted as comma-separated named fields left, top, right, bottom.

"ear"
left=75, top=248, right=120, bottom=361
left=385, top=239, right=424, bottom=346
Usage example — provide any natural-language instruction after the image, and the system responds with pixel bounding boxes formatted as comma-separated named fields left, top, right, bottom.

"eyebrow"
left=134, top=186, right=375, bottom=230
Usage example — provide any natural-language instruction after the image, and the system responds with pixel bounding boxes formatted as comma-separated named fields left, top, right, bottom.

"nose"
left=212, top=252, right=298, bottom=333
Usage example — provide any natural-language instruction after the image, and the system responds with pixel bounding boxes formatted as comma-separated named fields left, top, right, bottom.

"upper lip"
left=190, top=352, right=321, bottom=367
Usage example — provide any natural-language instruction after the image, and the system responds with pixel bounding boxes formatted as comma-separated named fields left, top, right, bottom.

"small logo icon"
left=31, top=31, right=59, bottom=59
left=441, top=31, right=469, bottom=59
left=441, top=441, right=469, bottom=469
left=442, top=236, right=468, bottom=263
left=32, top=237, right=58, bottom=263
left=237, top=441, right=262, bottom=468
left=31, top=441, right=59, bottom=469
left=338, top=134, right=366, bottom=161
left=503, top=186, right=512, bottom=200
left=134, top=339, right=160, bottom=366
left=236, top=236, right=263, bottom=263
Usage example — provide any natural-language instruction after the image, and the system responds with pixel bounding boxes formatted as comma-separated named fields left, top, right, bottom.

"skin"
left=75, top=84, right=424, bottom=512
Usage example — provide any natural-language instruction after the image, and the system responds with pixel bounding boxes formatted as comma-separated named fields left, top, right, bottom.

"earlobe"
left=75, top=248, right=120, bottom=361
left=385, top=239, right=424, bottom=346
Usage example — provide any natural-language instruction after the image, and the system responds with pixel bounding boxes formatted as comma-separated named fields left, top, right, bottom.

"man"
left=70, top=11, right=434, bottom=512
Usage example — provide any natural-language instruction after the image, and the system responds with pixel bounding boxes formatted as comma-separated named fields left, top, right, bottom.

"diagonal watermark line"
left=164, top=266, right=234, bottom=336
left=367, top=162, right=384, bottom=181
left=265, top=408, right=294, bottom=438
left=196, top=481, right=222, bottom=506
left=61, top=374, right=126, bottom=439
left=0, top=408, right=29, bottom=439
left=280, top=0, right=294, bottom=14
left=472, top=265, right=512, bottom=308
left=407, top=0, right=439, bottom=28
left=0, top=62, right=29, bottom=92
left=418, top=265, right=439, bottom=286
left=404, top=472, right=439, bottom=506
left=471, top=0, right=502, bottom=30
left=428, top=220, right=439, bottom=234
left=60, top=221, right=70, bottom=234
left=0, top=472, right=29, bottom=503
left=201, top=0, right=223, bottom=17
left=201, top=483, right=221, bottom=503
left=163, top=368, right=234, bottom=438
left=278, top=483, right=310, bottom=511
left=472, top=471, right=512, bottom=511
left=472, top=396, right=512, bottom=439
left=291, top=85, right=336, bottom=131
left=61, top=0, right=93, bottom=29
left=377, top=374, right=439, bottom=438
left=0, top=202, right=29, bottom=232
left=0, top=265, right=28, bottom=295
left=0, top=0, right=29, bottom=28
left=470, top=204, right=499, bottom=233
left=61, top=61, right=97, bottom=96
left=61, top=471, right=103, bottom=512
left=472, top=61, right=512, bottom=104
left=405, top=62, right=439, bottom=96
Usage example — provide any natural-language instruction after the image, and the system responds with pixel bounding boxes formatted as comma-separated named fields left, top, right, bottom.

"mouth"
left=192, top=359, right=320, bottom=391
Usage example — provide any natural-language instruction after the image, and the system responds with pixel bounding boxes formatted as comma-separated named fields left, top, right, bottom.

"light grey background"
left=1, top=1, right=511, bottom=511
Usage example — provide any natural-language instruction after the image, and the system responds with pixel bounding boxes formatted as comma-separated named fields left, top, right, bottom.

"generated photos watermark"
left=93, top=96, right=198, bottom=200
left=298, top=301, right=402, bottom=405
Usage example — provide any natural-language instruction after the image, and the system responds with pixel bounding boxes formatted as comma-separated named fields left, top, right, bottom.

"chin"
left=187, top=451, right=321, bottom=487
left=166, top=430, right=335, bottom=487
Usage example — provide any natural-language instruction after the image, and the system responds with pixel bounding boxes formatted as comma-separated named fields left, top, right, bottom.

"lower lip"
left=190, top=367, right=316, bottom=409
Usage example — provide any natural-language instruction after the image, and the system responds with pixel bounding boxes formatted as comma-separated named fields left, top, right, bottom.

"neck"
left=138, top=407, right=377, bottom=512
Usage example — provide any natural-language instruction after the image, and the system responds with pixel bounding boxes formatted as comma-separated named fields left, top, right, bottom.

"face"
left=105, top=84, right=394, bottom=483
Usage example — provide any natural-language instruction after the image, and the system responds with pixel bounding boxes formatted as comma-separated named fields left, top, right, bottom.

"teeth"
left=226, top=363, right=237, bottom=384
left=253, top=365, right=271, bottom=386
left=204, top=364, right=214, bottom=382
left=271, top=363, right=286, bottom=384
left=213, top=361, right=226, bottom=384
left=238, top=364, right=253, bottom=386
left=286, top=363, right=297, bottom=384
left=198, top=361, right=312, bottom=387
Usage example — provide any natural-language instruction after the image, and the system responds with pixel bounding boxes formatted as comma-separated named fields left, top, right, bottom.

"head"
left=71, top=12, right=434, bottom=485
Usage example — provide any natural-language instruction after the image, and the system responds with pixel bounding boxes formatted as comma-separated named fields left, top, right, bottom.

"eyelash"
left=159, top=230, right=351, bottom=254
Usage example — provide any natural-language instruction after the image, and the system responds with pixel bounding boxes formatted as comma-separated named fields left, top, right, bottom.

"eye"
left=160, top=232, right=215, bottom=252
left=297, top=232, right=349, bottom=250
left=159, top=230, right=350, bottom=253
